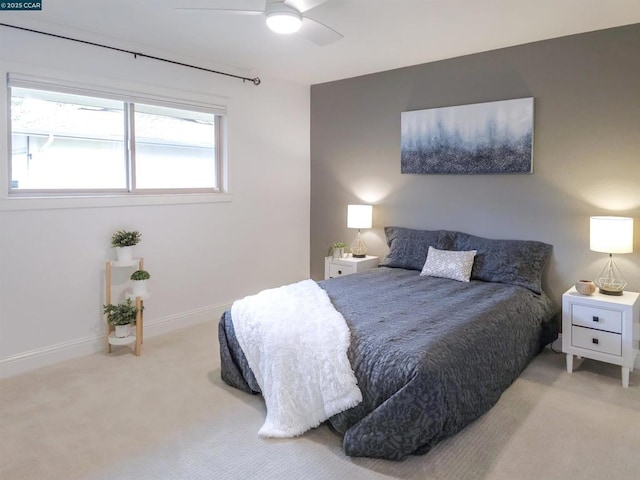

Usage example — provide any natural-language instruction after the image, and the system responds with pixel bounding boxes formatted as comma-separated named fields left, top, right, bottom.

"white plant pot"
left=131, top=279, right=148, bottom=296
left=115, top=246, right=134, bottom=261
left=114, top=324, right=131, bottom=338
left=332, top=248, right=344, bottom=259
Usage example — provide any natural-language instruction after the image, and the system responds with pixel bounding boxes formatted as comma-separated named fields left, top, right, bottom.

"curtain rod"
left=0, top=22, right=261, bottom=86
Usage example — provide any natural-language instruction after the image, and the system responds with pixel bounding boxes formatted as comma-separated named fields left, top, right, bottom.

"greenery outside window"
left=9, top=82, right=225, bottom=195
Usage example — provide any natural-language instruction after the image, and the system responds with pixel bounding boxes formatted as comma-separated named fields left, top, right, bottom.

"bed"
left=218, top=227, right=558, bottom=460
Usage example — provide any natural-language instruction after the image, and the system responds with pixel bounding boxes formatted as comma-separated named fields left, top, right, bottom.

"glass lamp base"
left=351, top=231, right=367, bottom=258
left=595, top=256, right=626, bottom=296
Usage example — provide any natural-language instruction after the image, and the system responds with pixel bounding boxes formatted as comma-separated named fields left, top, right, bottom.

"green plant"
left=111, top=230, right=141, bottom=248
left=103, top=298, right=138, bottom=326
left=327, top=242, right=346, bottom=256
left=130, top=270, right=150, bottom=281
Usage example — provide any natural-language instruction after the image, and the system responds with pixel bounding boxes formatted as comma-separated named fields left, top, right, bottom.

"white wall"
left=0, top=27, right=310, bottom=377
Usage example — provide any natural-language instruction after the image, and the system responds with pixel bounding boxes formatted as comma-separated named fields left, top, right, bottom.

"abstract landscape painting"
left=401, top=98, right=534, bottom=174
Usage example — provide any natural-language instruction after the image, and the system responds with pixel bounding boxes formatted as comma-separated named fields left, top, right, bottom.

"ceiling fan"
left=175, top=0, right=343, bottom=46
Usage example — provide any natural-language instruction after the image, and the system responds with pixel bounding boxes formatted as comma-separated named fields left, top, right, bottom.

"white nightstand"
left=562, top=286, right=640, bottom=387
left=324, top=255, right=379, bottom=280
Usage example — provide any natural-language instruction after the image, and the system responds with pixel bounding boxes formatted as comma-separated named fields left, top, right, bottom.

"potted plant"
left=130, top=269, right=150, bottom=295
left=103, top=298, right=139, bottom=338
left=111, top=230, right=141, bottom=261
left=329, top=242, right=346, bottom=259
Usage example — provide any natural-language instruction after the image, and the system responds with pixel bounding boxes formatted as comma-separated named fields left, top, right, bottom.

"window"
left=9, top=82, right=225, bottom=195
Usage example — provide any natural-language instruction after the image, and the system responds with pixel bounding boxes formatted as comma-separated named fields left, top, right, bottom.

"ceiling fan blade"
left=284, top=0, right=329, bottom=14
left=300, top=17, right=343, bottom=46
left=174, top=0, right=265, bottom=12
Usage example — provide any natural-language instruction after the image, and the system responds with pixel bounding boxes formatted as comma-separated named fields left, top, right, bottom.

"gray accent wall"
left=310, top=23, right=640, bottom=307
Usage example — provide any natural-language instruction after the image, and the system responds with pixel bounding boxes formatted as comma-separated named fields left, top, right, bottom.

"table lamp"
left=347, top=205, right=372, bottom=258
left=590, top=216, right=633, bottom=295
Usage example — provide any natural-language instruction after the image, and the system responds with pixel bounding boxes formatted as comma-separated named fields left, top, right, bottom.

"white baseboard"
left=4, top=306, right=638, bottom=379
left=0, top=302, right=232, bottom=379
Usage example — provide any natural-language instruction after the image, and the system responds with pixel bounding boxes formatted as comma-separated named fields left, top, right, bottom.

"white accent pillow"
left=420, top=246, right=477, bottom=282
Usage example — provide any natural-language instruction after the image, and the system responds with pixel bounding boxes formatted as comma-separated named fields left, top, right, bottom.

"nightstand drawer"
left=571, top=326, right=621, bottom=356
left=571, top=304, right=622, bottom=333
left=329, top=264, right=356, bottom=277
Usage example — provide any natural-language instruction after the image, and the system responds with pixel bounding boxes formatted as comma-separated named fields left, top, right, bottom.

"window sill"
left=0, top=192, right=232, bottom=211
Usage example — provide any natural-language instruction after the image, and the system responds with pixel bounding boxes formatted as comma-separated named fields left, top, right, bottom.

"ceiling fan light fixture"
left=266, top=11, right=302, bottom=34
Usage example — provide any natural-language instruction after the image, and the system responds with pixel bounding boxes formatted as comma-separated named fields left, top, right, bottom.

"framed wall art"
left=401, top=97, right=534, bottom=174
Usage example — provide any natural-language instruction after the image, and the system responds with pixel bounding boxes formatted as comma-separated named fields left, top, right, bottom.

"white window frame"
left=2, top=73, right=231, bottom=211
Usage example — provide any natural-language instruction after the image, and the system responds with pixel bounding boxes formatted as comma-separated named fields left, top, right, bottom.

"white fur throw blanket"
left=230, top=279, right=362, bottom=438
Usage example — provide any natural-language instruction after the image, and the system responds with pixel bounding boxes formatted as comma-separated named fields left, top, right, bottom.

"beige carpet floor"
left=2, top=320, right=639, bottom=480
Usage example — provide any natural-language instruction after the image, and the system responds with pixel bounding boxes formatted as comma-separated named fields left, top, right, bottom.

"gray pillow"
left=451, top=231, right=552, bottom=294
left=380, top=227, right=454, bottom=271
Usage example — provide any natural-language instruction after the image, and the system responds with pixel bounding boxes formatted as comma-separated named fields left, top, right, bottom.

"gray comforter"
left=218, top=267, right=557, bottom=460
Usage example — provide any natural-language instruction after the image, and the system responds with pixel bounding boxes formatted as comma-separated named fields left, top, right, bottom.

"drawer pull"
left=592, top=316, right=600, bottom=322
left=592, top=338, right=599, bottom=345
left=337, top=270, right=342, bottom=275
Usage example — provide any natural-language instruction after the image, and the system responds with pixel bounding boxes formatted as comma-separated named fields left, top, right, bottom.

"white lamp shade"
left=590, top=216, right=633, bottom=254
left=347, top=205, right=372, bottom=229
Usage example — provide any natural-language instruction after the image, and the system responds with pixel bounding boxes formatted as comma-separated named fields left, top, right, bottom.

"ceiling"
left=2, top=0, right=640, bottom=85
